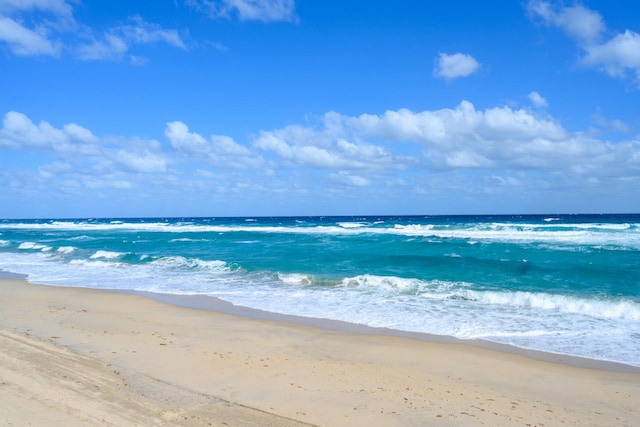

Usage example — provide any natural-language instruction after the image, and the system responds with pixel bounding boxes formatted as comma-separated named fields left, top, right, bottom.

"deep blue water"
left=1, top=214, right=639, bottom=365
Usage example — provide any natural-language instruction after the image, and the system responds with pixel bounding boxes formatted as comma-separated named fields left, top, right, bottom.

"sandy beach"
left=0, top=278, right=639, bottom=426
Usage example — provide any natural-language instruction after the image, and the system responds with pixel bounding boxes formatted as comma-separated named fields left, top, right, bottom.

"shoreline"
left=4, top=268, right=636, bottom=373
left=1, top=276, right=639, bottom=425
left=121, top=287, right=640, bottom=373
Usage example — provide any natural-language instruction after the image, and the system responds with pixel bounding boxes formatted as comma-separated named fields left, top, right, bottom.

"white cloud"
left=0, top=3, right=187, bottom=62
left=253, top=123, right=399, bottom=170
left=118, top=16, right=186, bottom=49
left=76, top=16, right=187, bottom=62
left=528, top=91, right=548, bottom=108
left=330, top=171, right=370, bottom=187
left=0, top=0, right=76, bottom=57
left=0, top=111, right=99, bottom=154
left=0, top=0, right=73, bottom=16
left=228, top=0, right=297, bottom=22
left=210, top=135, right=252, bottom=156
left=345, top=101, right=566, bottom=148
left=583, top=30, right=640, bottom=79
left=287, top=101, right=640, bottom=177
left=186, top=0, right=298, bottom=22
left=165, top=121, right=260, bottom=167
left=527, top=1, right=605, bottom=45
left=166, top=121, right=209, bottom=154
left=0, top=111, right=166, bottom=175
left=527, top=1, right=640, bottom=85
left=76, top=34, right=128, bottom=61
left=0, top=16, right=61, bottom=56
left=434, top=52, right=481, bottom=80
left=591, top=112, right=631, bottom=135
left=110, top=142, right=167, bottom=173
left=0, top=0, right=290, bottom=62
left=253, top=101, right=598, bottom=173
left=7, top=106, right=637, bottom=183
left=4, top=106, right=640, bottom=215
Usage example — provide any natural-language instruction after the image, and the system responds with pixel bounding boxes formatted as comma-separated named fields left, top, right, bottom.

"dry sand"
left=0, top=278, right=638, bottom=426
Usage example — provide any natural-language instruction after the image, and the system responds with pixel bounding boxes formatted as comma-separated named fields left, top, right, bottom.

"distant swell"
left=2, top=219, right=638, bottom=249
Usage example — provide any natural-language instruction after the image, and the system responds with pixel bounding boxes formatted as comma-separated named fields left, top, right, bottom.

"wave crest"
left=18, top=242, right=52, bottom=251
left=150, top=256, right=230, bottom=272
left=90, top=250, right=124, bottom=259
left=463, top=290, right=640, bottom=321
left=337, top=274, right=640, bottom=321
left=275, top=273, right=313, bottom=285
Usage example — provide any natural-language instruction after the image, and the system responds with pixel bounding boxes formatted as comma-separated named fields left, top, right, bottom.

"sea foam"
left=90, top=250, right=124, bottom=259
left=18, top=242, right=52, bottom=251
left=2, top=215, right=639, bottom=366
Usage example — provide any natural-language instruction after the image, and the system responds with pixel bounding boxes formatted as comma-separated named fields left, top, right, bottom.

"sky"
left=1, top=0, right=640, bottom=218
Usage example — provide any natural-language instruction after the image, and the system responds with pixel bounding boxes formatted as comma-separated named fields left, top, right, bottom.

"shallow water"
left=1, top=214, right=639, bottom=366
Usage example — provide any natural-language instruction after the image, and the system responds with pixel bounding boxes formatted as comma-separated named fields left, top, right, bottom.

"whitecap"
left=275, top=273, right=313, bottom=285
left=18, top=242, right=51, bottom=251
left=460, top=290, right=640, bottom=321
left=150, top=256, right=229, bottom=272
left=337, top=222, right=367, bottom=228
left=90, top=250, right=123, bottom=259
left=69, top=259, right=121, bottom=268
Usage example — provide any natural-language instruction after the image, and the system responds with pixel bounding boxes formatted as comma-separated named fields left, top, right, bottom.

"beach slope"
left=0, top=278, right=638, bottom=426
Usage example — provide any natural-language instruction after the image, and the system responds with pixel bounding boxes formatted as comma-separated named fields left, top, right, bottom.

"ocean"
left=1, top=214, right=639, bottom=366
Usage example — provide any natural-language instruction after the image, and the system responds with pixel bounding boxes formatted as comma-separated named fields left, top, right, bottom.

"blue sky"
left=1, top=0, right=640, bottom=218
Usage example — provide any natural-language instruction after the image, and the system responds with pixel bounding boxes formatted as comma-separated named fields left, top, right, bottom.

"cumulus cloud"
left=253, top=101, right=640, bottom=178
left=245, top=99, right=632, bottom=177
left=252, top=101, right=631, bottom=174
left=528, top=91, right=548, bottom=108
left=345, top=101, right=566, bottom=146
left=0, top=111, right=167, bottom=176
left=583, top=30, right=640, bottom=79
left=3, top=106, right=640, bottom=214
left=166, top=121, right=209, bottom=154
left=253, top=122, right=400, bottom=170
left=244, top=103, right=640, bottom=213
left=108, top=138, right=167, bottom=173
left=433, top=52, right=481, bottom=80
left=165, top=121, right=260, bottom=168
left=185, top=0, right=298, bottom=22
left=340, top=101, right=573, bottom=170
left=5, top=106, right=638, bottom=182
left=0, top=111, right=99, bottom=154
left=527, top=1, right=640, bottom=85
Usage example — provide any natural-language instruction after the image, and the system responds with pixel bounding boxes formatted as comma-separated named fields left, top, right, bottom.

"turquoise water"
left=1, top=214, right=639, bottom=365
